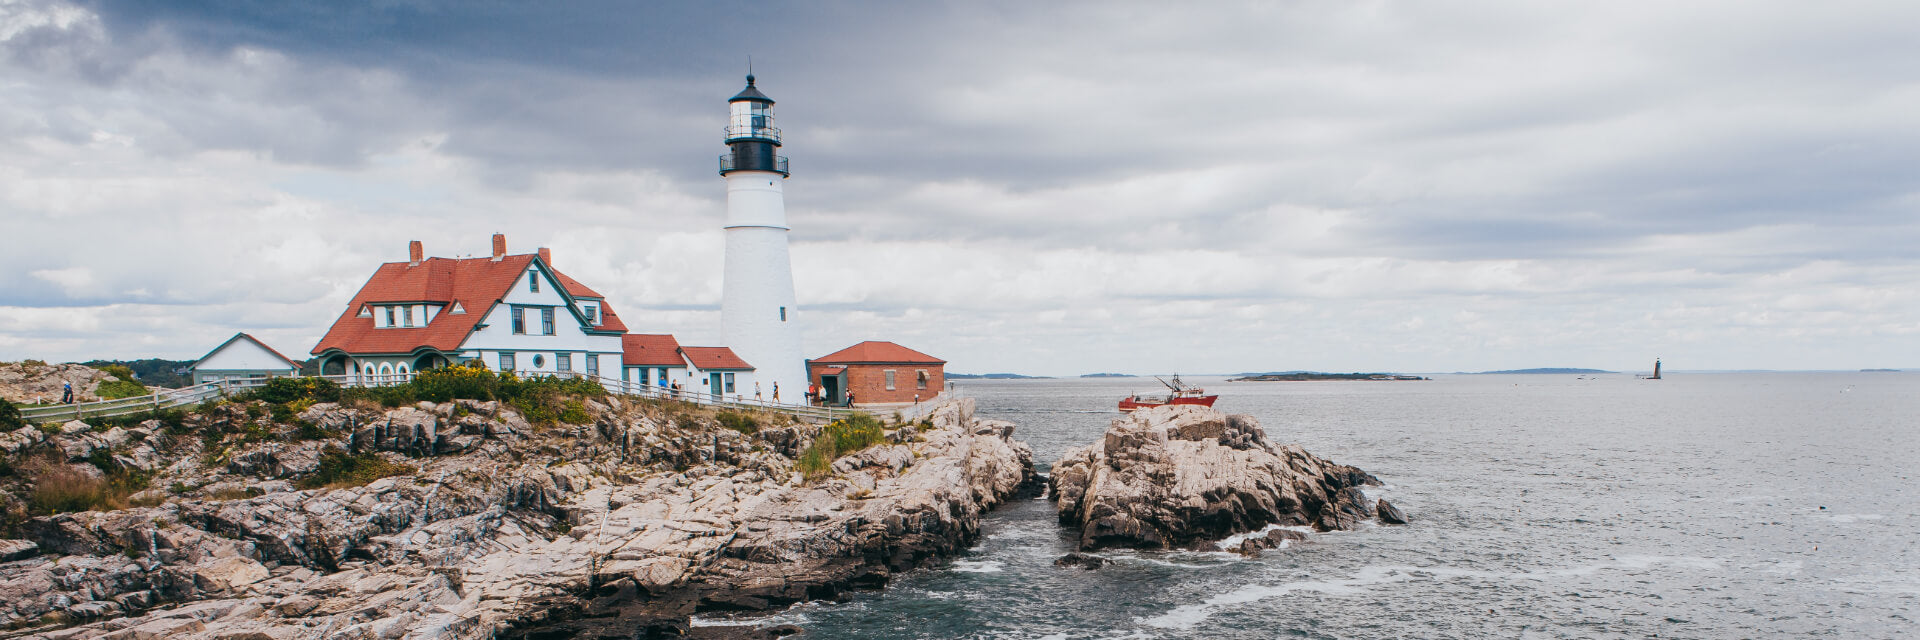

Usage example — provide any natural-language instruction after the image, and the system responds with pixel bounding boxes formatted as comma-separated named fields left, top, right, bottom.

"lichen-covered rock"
left=1050, top=405, right=1390, bottom=551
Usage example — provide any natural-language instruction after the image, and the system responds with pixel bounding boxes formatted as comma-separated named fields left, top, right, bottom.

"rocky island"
left=0, top=371, right=1033, bottom=639
left=1050, top=405, right=1403, bottom=555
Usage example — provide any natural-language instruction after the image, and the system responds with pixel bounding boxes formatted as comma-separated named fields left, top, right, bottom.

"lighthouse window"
left=779, top=306, right=786, bottom=321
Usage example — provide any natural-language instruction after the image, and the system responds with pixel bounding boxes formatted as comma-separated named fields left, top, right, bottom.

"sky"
left=2, top=0, right=1918, bottom=375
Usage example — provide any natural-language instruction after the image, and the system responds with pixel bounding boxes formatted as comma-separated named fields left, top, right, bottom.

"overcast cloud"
left=2, top=0, right=1917, bottom=374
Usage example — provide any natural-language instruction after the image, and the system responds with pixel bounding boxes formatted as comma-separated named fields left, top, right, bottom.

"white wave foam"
left=1817, top=513, right=1884, bottom=523
left=1141, top=557, right=1722, bottom=630
left=950, top=560, right=1006, bottom=573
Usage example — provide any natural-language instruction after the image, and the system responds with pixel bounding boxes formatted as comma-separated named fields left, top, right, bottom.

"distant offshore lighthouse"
left=718, top=74, right=807, bottom=397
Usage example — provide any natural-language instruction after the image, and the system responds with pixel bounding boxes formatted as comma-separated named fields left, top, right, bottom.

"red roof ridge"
left=681, top=345, right=753, bottom=370
left=811, top=340, right=944, bottom=364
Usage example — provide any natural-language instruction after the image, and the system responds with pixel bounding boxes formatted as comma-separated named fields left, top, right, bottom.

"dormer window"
left=385, top=307, right=396, bottom=328
left=583, top=304, right=598, bottom=325
left=403, top=306, right=414, bottom=327
left=529, top=271, right=540, bottom=293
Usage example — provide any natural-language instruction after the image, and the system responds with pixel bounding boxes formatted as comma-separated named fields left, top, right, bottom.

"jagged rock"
left=1050, top=405, right=1387, bottom=551
left=1376, top=498, right=1408, bottom=525
left=0, top=397, right=1033, bottom=640
left=0, top=362, right=116, bottom=404
left=0, top=539, right=38, bottom=561
left=0, top=426, right=47, bottom=454
left=1053, top=552, right=1110, bottom=569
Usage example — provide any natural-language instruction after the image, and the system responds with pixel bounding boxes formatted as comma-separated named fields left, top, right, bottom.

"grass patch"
left=296, top=446, right=416, bottom=490
left=22, top=452, right=149, bottom=515
left=95, top=379, right=148, bottom=400
left=795, top=413, right=886, bottom=479
left=715, top=410, right=759, bottom=435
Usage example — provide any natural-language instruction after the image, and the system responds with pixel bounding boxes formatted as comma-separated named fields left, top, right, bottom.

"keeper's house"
left=807, top=341, right=945, bottom=406
left=189, top=332, right=303, bottom=384
left=311, top=234, right=629, bottom=381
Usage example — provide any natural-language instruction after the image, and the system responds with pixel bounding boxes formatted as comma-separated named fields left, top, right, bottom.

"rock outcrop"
left=0, top=396, right=1033, bottom=639
left=0, top=363, right=114, bottom=404
left=1050, top=405, right=1394, bottom=551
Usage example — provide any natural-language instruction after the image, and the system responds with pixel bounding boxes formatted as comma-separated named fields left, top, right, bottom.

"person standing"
left=755, top=381, right=763, bottom=401
left=772, top=382, right=780, bottom=403
left=61, top=380, right=74, bottom=404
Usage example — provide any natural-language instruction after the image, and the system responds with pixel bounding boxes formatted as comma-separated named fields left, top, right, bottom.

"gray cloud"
left=2, top=0, right=1917, bottom=371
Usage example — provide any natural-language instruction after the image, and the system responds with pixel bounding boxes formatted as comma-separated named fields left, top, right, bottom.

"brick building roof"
left=681, top=346, right=753, bottom=370
left=621, top=334, right=688, bottom=367
left=312, top=253, right=626, bottom=356
left=810, top=341, right=945, bottom=365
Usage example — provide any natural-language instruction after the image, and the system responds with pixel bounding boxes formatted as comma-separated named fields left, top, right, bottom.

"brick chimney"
left=491, top=233, right=506, bottom=261
left=537, top=247, right=551, bottom=266
left=408, top=240, right=423, bottom=267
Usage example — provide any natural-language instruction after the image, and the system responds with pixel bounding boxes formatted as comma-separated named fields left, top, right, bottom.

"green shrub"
left=715, top=411, right=759, bottom=435
left=795, top=413, right=886, bottom=479
left=100, top=364, right=137, bottom=382
left=95, top=379, right=148, bottom=400
left=246, top=377, right=341, bottom=405
left=0, top=398, right=21, bottom=431
left=296, top=446, right=416, bottom=490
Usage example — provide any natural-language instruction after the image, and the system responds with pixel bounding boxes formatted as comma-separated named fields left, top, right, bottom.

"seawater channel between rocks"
left=702, top=373, right=1920, bottom=639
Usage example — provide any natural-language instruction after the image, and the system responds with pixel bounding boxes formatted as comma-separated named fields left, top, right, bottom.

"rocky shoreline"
left=1050, top=405, right=1400, bottom=554
left=0, top=395, right=1033, bottom=639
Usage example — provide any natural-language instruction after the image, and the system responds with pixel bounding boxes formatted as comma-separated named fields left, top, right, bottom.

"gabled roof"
left=192, top=332, right=304, bottom=370
left=810, top=341, right=944, bottom=365
left=622, top=334, right=687, bottom=367
left=554, top=271, right=604, bottom=299
left=312, top=254, right=627, bottom=356
left=682, top=346, right=753, bottom=370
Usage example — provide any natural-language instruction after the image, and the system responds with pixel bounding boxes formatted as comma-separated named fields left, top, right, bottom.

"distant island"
left=1861, top=368, right=1903, bottom=372
left=946, top=372, right=1051, bottom=380
left=1469, top=368, right=1613, bottom=374
left=1080, top=373, right=1135, bottom=378
left=1229, top=372, right=1429, bottom=382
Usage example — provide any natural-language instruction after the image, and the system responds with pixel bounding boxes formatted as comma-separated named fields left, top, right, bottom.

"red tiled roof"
left=312, top=254, right=626, bottom=356
left=554, top=271, right=604, bottom=299
left=622, top=334, right=686, bottom=367
left=682, top=346, right=753, bottom=370
left=810, top=341, right=944, bottom=365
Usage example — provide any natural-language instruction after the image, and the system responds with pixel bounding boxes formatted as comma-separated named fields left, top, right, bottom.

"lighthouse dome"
left=730, top=75, right=773, bottom=104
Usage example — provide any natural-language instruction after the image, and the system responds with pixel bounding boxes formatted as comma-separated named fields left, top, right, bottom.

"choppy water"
left=697, top=373, right=1919, bottom=638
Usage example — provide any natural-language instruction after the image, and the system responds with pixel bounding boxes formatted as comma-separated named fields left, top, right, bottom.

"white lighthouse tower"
left=719, top=74, right=807, bottom=398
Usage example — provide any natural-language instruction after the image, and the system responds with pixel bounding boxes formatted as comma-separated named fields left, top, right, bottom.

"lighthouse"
left=718, top=74, right=807, bottom=399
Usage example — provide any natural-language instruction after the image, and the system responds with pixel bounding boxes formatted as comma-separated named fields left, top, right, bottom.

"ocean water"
left=697, top=373, right=1919, bottom=638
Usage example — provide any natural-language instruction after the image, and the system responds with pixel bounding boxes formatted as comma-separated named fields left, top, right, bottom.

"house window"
left=884, top=369, right=897, bottom=391
left=586, top=355, right=598, bottom=376
left=532, top=354, right=546, bottom=368
left=779, top=306, right=786, bottom=321
left=385, top=306, right=396, bottom=328
left=724, top=372, right=736, bottom=393
left=403, top=306, right=414, bottom=327
left=917, top=370, right=929, bottom=390
left=541, top=308, right=555, bottom=335
left=583, top=304, right=597, bottom=324
left=657, top=368, right=667, bottom=385
left=511, top=307, right=526, bottom=334
left=499, top=352, right=515, bottom=371
left=529, top=271, right=539, bottom=293
left=557, top=352, right=572, bottom=372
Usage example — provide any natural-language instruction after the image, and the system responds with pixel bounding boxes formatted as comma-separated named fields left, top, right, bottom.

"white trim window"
left=557, top=352, right=572, bottom=373
left=585, top=354, right=598, bottom=376
left=499, top=352, right=516, bottom=371
left=884, top=369, right=897, bottom=391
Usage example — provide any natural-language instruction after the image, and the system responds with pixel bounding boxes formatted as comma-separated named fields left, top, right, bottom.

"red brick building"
left=807, top=341, right=945, bottom=406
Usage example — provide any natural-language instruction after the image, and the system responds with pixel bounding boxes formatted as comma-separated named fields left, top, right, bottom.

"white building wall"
left=195, top=338, right=299, bottom=374
left=721, top=171, right=808, bottom=397
left=461, top=267, right=621, bottom=373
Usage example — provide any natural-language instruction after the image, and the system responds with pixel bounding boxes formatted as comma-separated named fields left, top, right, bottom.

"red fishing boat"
left=1118, top=374, right=1218, bottom=412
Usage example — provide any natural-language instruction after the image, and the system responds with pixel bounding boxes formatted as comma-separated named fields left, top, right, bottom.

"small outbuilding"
left=807, top=341, right=945, bottom=406
left=189, top=333, right=303, bottom=384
